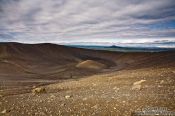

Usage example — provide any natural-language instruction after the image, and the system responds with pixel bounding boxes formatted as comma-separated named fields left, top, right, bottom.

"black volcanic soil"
left=0, top=42, right=175, bottom=116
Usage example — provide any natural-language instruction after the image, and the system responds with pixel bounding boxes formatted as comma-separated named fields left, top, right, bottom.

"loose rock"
left=32, top=87, right=46, bottom=94
left=160, top=80, right=165, bottom=84
left=132, top=80, right=146, bottom=90
left=1, top=109, right=10, bottom=114
left=65, top=95, right=71, bottom=99
left=133, top=80, right=146, bottom=85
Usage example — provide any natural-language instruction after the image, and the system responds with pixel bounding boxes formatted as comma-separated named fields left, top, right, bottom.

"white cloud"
left=0, top=0, right=175, bottom=44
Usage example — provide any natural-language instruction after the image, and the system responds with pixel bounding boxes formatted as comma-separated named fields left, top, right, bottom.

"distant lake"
left=68, top=45, right=175, bottom=52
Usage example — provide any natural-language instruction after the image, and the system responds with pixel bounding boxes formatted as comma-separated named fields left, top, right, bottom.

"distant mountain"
left=69, top=45, right=175, bottom=52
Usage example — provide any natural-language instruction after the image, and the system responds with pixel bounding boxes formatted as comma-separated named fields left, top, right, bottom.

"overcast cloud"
left=0, top=0, right=175, bottom=44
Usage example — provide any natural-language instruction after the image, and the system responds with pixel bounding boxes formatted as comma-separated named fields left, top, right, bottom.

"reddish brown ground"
left=0, top=43, right=175, bottom=116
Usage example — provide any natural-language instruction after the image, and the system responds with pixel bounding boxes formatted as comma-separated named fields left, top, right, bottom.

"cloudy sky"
left=0, top=0, right=175, bottom=46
